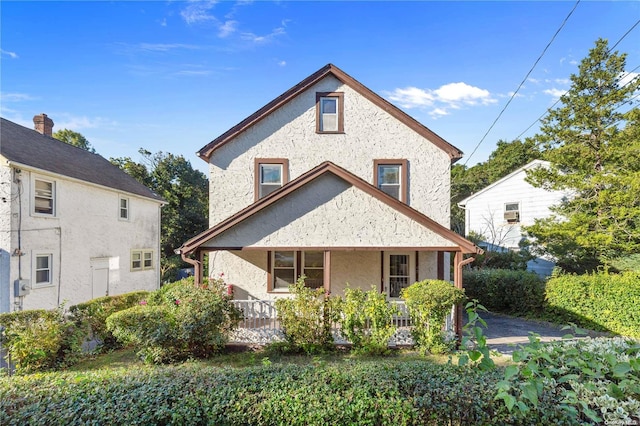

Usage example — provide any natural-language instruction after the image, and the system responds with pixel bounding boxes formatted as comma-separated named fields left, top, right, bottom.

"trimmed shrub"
left=68, top=291, right=150, bottom=351
left=0, top=360, right=514, bottom=425
left=275, top=277, right=340, bottom=354
left=463, top=268, right=545, bottom=315
left=402, top=280, right=466, bottom=354
left=337, top=286, right=397, bottom=355
left=544, top=271, right=640, bottom=337
left=0, top=308, right=84, bottom=374
left=106, top=278, right=242, bottom=363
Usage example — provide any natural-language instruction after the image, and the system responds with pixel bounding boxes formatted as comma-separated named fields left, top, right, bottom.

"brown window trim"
left=267, top=250, right=329, bottom=293
left=316, top=92, right=344, bottom=133
left=373, top=159, right=409, bottom=203
left=254, top=158, right=289, bottom=201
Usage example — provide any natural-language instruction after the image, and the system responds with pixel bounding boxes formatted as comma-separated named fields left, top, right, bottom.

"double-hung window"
left=269, top=250, right=325, bottom=291
left=316, top=92, right=344, bottom=133
left=131, top=250, right=154, bottom=271
left=34, top=179, right=55, bottom=215
left=374, top=159, right=408, bottom=203
left=34, top=253, right=53, bottom=287
left=255, top=159, right=289, bottom=200
left=119, top=197, right=129, bottom=220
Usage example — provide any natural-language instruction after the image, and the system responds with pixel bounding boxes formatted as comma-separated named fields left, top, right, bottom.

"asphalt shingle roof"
left=0, top=117, right=164, bottom=202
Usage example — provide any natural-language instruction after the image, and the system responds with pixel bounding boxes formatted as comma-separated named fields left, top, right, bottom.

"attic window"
left=374, top=159, right=408, bottom=203
left=504, top=202, right=520, bottom=223
left=316, top=92, right=344, bottom=133
left=255, top=159, right=289, bottom=200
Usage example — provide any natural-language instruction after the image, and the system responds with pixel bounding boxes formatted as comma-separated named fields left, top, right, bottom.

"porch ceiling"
left=181, top=162, right=480, bottom=254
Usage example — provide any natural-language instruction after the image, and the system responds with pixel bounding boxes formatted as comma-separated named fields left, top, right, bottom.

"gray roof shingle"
left=1, top=117, right=164, bottom=202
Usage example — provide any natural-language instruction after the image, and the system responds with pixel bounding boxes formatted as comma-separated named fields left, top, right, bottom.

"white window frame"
left=33, top=178, right=56, bottom=216
left=131, top=249, right=154, bottom=271
left=320, top=97, right=339, bottom=132
left=316, top=92, right=344, bottom=133
left=33, top=253, right=53, bottom=288
left=259, top=164, right=284, bottom=199
left=119, top=196, right=129, bottom=220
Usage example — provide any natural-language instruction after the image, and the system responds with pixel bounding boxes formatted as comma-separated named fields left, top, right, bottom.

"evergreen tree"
left=525, top=38, right=640, bottom=272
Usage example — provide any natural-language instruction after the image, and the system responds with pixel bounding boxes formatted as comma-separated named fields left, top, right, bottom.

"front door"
left=91, top=258, right=109, bottom=299
left=384, top=252, right=415, bottom=298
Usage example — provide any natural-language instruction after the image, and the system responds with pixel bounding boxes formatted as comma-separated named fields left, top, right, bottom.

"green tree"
left=53, top=129, right=96, bottom=153
left=111, top=149, right=209, bottom=281
left=525, top=38, right=640, bottom=272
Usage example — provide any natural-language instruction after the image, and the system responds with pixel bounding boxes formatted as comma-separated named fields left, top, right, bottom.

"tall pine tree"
left=526, top=38, right=640, bottom=272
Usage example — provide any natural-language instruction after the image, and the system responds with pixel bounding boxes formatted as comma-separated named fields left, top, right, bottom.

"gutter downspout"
left=454, top=252, right=476, bottom=343
left=179, top=249, right=202, bottom=287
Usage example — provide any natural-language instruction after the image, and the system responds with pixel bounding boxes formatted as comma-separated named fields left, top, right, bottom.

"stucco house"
left=0, top=115, right=165, bottom=313
left=458, top=160, right=570, bottom=276
left=178, top=64, right=480, bottom=309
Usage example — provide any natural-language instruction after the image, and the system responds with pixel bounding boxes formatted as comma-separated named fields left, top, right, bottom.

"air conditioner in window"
left=504, top=211, right=519, bottom=222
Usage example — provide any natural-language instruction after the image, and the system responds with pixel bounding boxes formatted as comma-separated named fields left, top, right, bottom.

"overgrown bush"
left=106, top=278, right=242, bottom=363
left=402, top=280, right=466, bottom=354
left=337, top=286, right=397, bottom=355
left=544, top=271, right=640, bottom=337
left=69, top=291, right=150, bottom=352
left=275, top=277, right=340, bottom=354
left=496, top=334, right=640, bottom=425
left=0, top=307, right=84, bottom=374
left=463, top=268, right=545, bottom=315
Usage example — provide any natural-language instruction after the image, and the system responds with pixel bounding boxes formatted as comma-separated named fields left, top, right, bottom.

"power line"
left=511, top=21, right=640, bottom=143
left=464, top=0, right=581, bottom=165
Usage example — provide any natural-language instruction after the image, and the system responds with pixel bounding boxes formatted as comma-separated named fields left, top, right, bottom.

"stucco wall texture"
left=204, top=74, right=455, bottom=298
left=0, top=163, right=161, bottom=312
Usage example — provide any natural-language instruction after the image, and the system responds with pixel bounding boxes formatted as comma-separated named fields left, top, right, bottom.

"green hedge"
left=0, top=361, right=530, bottom=425
left=545, top=271, right=640, bottom=338
left=69, top=291, right=150, bottom=351
left=463, top=269, right=545, bottom=315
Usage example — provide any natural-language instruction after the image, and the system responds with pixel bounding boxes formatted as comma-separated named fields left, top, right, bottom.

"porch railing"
left=229, top=300, right=454, bottom=346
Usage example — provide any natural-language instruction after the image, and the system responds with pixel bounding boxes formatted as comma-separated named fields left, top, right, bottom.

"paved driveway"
left=478, top=312, right=572, bottom=355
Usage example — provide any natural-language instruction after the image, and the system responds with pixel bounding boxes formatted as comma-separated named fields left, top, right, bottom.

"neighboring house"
left=458, top=160, right=570, bottom=276
left=0, top=115, right=165, bottom=313
left=178, top=64, right=480, bottom=307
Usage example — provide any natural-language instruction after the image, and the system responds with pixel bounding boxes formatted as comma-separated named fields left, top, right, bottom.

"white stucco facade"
left=185, top=66, right=477, bottom=299
left=0, top=161, right=162, bottom=312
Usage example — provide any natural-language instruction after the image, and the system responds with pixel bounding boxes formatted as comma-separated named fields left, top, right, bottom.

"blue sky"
left=2, top=1, right=639, bottom=173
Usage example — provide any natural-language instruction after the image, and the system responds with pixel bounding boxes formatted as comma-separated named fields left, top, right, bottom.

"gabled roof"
left=197, top=64, right=463, bottom=163
left=0, top=117, right=164, bottom=202
left=458, top=159, right=550, bottom=206
left=180, top=161, right=479, bottom=254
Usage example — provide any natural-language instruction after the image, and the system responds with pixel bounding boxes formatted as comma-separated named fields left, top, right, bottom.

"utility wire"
left=511, top=20, right=640, bottom=143
left=463, top=0, right=581, bottom=165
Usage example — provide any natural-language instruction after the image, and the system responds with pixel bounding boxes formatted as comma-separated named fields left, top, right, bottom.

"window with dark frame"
left=270, top=250, right=325, bottom=291
left=374, top=159, right=408, bottom=203
left=255, top=159, right=289, bottom=200
left=316, top=92, right=344, bottom=133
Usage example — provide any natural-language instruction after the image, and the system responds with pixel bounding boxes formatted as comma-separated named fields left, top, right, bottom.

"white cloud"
left=241, top=26, right=285, bottom=44
left=55, top=114, right=116, bottom=130
left=387, top=82, right=495, bottom=117
left=544, top=88, right=567, bottom=98
left=138, top=43, right=200, bottom=52
left=174, top=70, right=212, bottom=76
left=0, top=92, right=34, bottom=102
left=278, top=60, right=286, bottom=67
left=527, top=77, right=540, bottom=84
left=160, top=18, right=167, bottom=27
left=181, top=0, right=217, bottom=25
left=618, top=72, right=639, bottom=88
left=555, top=78, right=570, bottom=85
left=218, top=20, right=238, bottom=38
left=1, top=49, right=18, bottom=59
left=387, top=87, right=435, bottom=108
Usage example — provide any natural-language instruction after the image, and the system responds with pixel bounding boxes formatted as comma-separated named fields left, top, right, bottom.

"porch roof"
left=180, top=162, right=480, bottom=255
